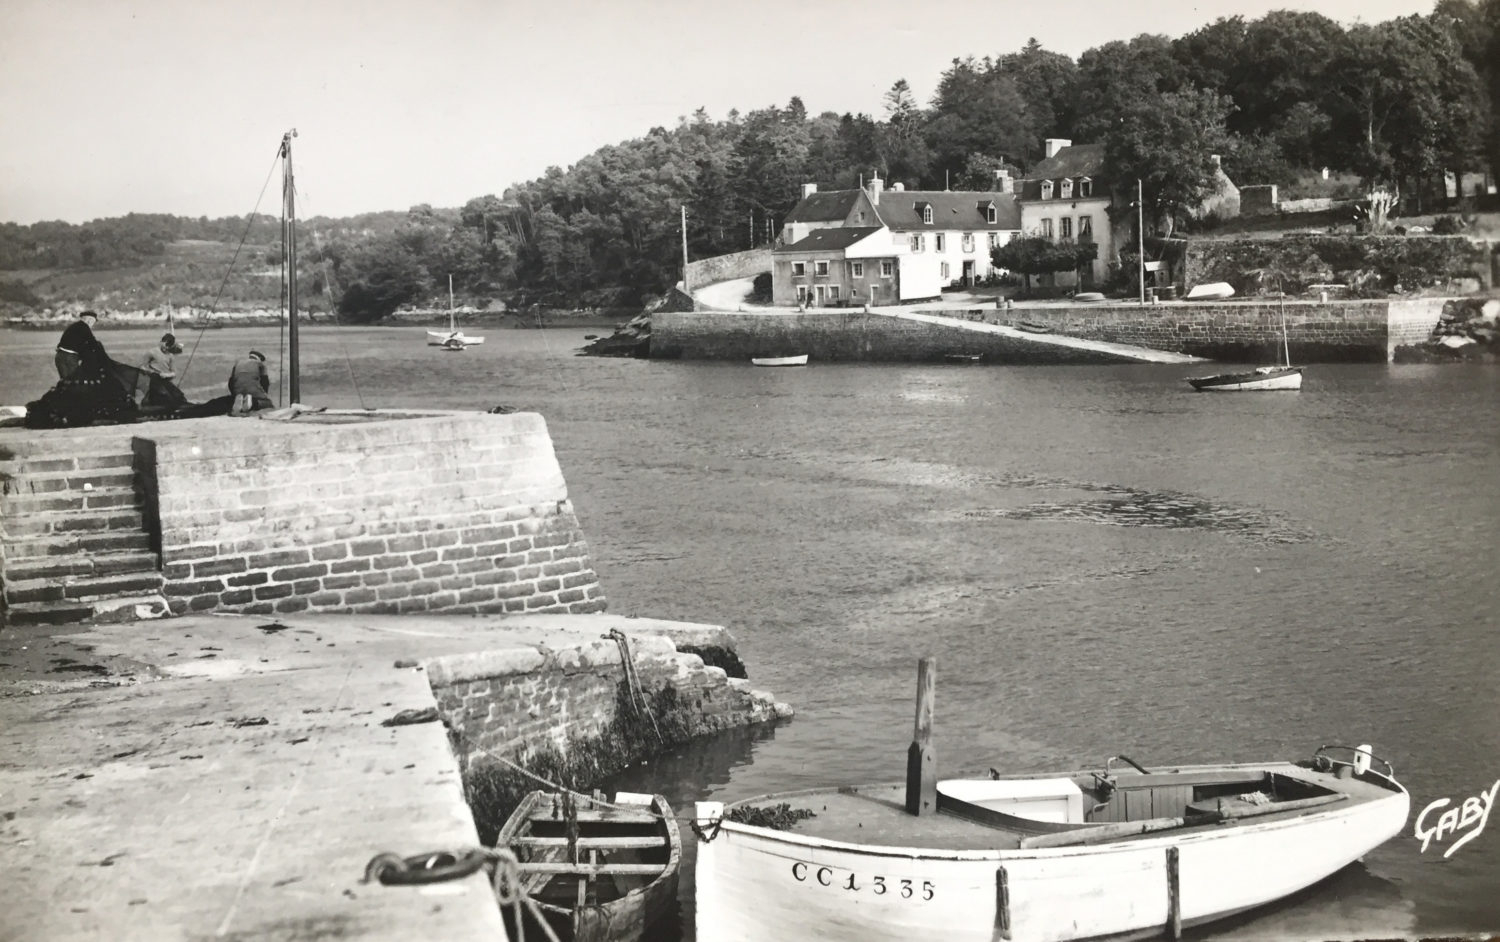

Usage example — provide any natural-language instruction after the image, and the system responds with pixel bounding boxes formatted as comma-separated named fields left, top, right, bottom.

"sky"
left=0, top=0, right=1444, bottom=226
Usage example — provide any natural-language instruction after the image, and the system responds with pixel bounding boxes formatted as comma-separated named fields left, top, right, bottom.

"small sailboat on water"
left=1187, top=277, right=1302, bottom=391
left=427, top=275, right=485, bottom=348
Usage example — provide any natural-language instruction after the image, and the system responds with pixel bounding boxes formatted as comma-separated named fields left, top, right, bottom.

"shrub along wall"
left=1186, top=234, right=1491, bottom=296
left=136, top=410, right=605, bottom=617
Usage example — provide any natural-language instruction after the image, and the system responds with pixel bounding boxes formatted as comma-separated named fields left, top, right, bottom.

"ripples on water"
left=2, top=328, right=1496, bottom=939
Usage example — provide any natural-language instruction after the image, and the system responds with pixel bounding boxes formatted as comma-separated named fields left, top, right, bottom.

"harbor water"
left=2, top=325, right=1497, bottom=940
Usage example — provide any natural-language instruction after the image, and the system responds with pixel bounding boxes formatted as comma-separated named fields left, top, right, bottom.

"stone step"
left=1, top=465, right=136, bottom=493
left=1, top=508, right=146, bottom=539
left=1, top=593, right=169, bottom=627
left=1, top=486, right=138, bottom=515
left=3, top=550, right=159, bottom=582
left=3, top=529, right=153, bottom=560
left=3, top=571, right=166, bottom=606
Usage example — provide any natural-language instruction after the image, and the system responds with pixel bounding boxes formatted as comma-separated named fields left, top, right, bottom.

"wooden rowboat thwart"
left=500, top=790, right=680, bottom=942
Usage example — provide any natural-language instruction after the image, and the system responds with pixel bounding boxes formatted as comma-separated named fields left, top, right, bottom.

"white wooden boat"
left=500, top=790, right=680, bottom=942
left=693, top=745, right=1407, bottom=942
left=1187, top=289, right=1302, bottom=391
left=751, top=354, right=808, bottom=367
left=1187, top=365, right=1303, bottom=391
left=1185, top=281, right=1235, bottom=300
left=427, top=275, right=484, bottom=347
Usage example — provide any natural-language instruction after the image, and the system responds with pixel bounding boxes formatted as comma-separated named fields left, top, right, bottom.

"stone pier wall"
left=653, top=299, right=1452, bottom=363
left=425, top=629, right=788, bottom=769
left=135, top=411, right=606, bottom=617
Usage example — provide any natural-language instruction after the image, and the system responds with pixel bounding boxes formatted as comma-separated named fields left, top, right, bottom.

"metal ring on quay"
left=363, top=849, right=489, bottom=886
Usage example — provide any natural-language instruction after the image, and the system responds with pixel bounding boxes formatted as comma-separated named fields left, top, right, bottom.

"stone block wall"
left=651, top=310, right=1141, bottom=364
left=1386, top=298, right=1449, bottom=353
left=425, top=633, right=790, bottom=768
left=686, top=248, right=772, bottom=293
left=134, top=411, right=605, bottom=617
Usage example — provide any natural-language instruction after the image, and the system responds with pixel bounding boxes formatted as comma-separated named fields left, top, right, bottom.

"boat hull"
left=694, top=766, right=1407, bottom=942
left=426, top=330, right=485, bottom=346
left=1187, top=366, right=1302, bottom=391
left=751, top=355, right=808, bottom=367
left=502, top=791, right=680, bottom=942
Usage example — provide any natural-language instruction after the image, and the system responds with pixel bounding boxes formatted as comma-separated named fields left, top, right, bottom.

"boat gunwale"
left=710, top=762, right=1406, bottom=861
left=503, top=791, right=682, bottom=926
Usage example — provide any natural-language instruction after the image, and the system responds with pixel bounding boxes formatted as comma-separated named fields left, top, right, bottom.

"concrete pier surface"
left=0, top=611, right=736, bottom=942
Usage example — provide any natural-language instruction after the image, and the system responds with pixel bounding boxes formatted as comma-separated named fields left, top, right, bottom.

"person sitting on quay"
left=54, top=310, right=106, bottom=381
left=141, top=332, right=183, bottom=383
left=228, top=350, right=274, bottom=416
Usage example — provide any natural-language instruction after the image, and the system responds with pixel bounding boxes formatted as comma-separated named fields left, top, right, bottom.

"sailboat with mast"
left=426, top=275, right=485, bottom=348
left=1186, top=276, right=1303, bottom=391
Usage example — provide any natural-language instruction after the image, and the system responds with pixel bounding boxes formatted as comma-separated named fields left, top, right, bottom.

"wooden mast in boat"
left=280, top=129, right=300, bottom=404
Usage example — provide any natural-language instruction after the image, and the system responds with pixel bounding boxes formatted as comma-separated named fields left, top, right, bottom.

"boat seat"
left=937, top=778, right=1085, bottom=824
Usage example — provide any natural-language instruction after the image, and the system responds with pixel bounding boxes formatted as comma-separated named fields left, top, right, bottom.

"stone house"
left=773, top=173, right=1021, bottom=307
left=1017, top=138, right=1239, bottom=288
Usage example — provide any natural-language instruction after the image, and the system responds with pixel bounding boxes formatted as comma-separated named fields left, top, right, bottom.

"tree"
left=335, top=233, right=429, bottom=322
left=991, top=236, right=1098, bottom=293
left=925, top=58, right=1031, bottom=184
left=997, top=39, right=1080, bottom=156
left=1104, top=88, right=1234, bottom=236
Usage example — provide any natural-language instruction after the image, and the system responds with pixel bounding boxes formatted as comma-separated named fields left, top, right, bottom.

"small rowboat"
left=751, top=354, right=808, bottom=367
left=944, top=354, right=982, bottom=363
left=500, top=790, right=680, bottom=942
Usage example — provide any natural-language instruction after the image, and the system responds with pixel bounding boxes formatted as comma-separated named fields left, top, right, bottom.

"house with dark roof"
left=774, top=172, right=1022, bottom=306
left=1017, top=138, right=1240, bottom=289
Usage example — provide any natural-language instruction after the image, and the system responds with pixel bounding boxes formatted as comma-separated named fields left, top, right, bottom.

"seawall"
left=654, top=298, right=1453, bottom=363
left=133, top=410, right=605, bottom=617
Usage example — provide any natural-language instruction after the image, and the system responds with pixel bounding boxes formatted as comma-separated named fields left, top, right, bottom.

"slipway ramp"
left=882, top=309, right=1203, bottom=364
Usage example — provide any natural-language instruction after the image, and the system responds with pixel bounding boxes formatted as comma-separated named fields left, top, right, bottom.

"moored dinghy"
left=500, top=790, right=680, bottom=942
left=751, top=354, right=808, bottom=367
left=692, top=660, right=1408, bottom=942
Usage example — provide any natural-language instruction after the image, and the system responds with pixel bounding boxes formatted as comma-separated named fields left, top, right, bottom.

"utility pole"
left=282, top=129, right=300, bottom=404
left=681, top=204, right=690, bottom=291
left=1137, top=178, right=1146, bottom=306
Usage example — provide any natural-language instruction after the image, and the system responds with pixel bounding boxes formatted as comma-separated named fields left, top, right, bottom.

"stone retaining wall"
left=425, top=630, right=789, bottom=769
left=653, top=300, right=1452, bottom=363
left=686, top=248, right=772, bottom=292
left=135, top=411, right=605, bottom=617
left=651, top=310, right=1143, bottom=364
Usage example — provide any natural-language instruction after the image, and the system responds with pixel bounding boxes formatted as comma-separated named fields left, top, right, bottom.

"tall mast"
left=282, top=129, right=300, bottom=404
left=449, top=273, right=455, bottom=332
left=1136, top=178, right=1145, bottom=306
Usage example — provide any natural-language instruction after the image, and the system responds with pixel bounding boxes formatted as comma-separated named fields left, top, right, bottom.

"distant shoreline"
left=1, top=309, right=629, bottom=331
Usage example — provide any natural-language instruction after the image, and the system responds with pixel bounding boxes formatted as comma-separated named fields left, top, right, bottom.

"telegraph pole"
left=1137, top=178, right=1146, bottom=306
left=681, top=205, right=690, bottom=291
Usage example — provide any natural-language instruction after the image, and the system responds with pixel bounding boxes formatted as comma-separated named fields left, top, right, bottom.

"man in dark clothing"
left=228, top=350, right=274, bottom=416
left=55, top=311, right=105, bottom=380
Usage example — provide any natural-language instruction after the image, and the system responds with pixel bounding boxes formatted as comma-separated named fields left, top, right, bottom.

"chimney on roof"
left=891, top=182, right=905, bottom=192
left=800, top=183, right=818, bottom=199
left=1045, top=138, right=1071, bottom=159
left=868, top=171, right=883, bottom=205
left=1210, top=154, right=1221, bottom=169
left=994, top=168, right=1012, bottom=192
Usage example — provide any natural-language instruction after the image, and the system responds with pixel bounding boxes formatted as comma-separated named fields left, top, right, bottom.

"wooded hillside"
left=4, top=1, right=1496, bottom=318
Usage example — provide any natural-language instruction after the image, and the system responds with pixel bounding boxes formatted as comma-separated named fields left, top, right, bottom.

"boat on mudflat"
left=751, top=354, right=808, bottom=367
left=693, top=744, right=1406, bottom=942
left=1186, top=364, right=1303, bottom=391
left=500, top=790, right=680, bottom=942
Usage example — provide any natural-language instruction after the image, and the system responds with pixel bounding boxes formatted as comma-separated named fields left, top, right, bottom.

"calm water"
left=4, top=325, right=1498, bottom=940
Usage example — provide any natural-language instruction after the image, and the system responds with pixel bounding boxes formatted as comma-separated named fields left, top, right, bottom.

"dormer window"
left=980, top=200, right=997, bottom=224
left=1060, top=179, right=1073, bottom=199
left=1079, top=177, right=1092, bottom=198
left=1040, top=180, right=1053, bottom=199
left=916, top=202, right=933, bottom=225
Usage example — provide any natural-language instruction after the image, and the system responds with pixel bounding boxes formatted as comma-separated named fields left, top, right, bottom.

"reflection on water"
left=973, top=488, right=1311, bottom=544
